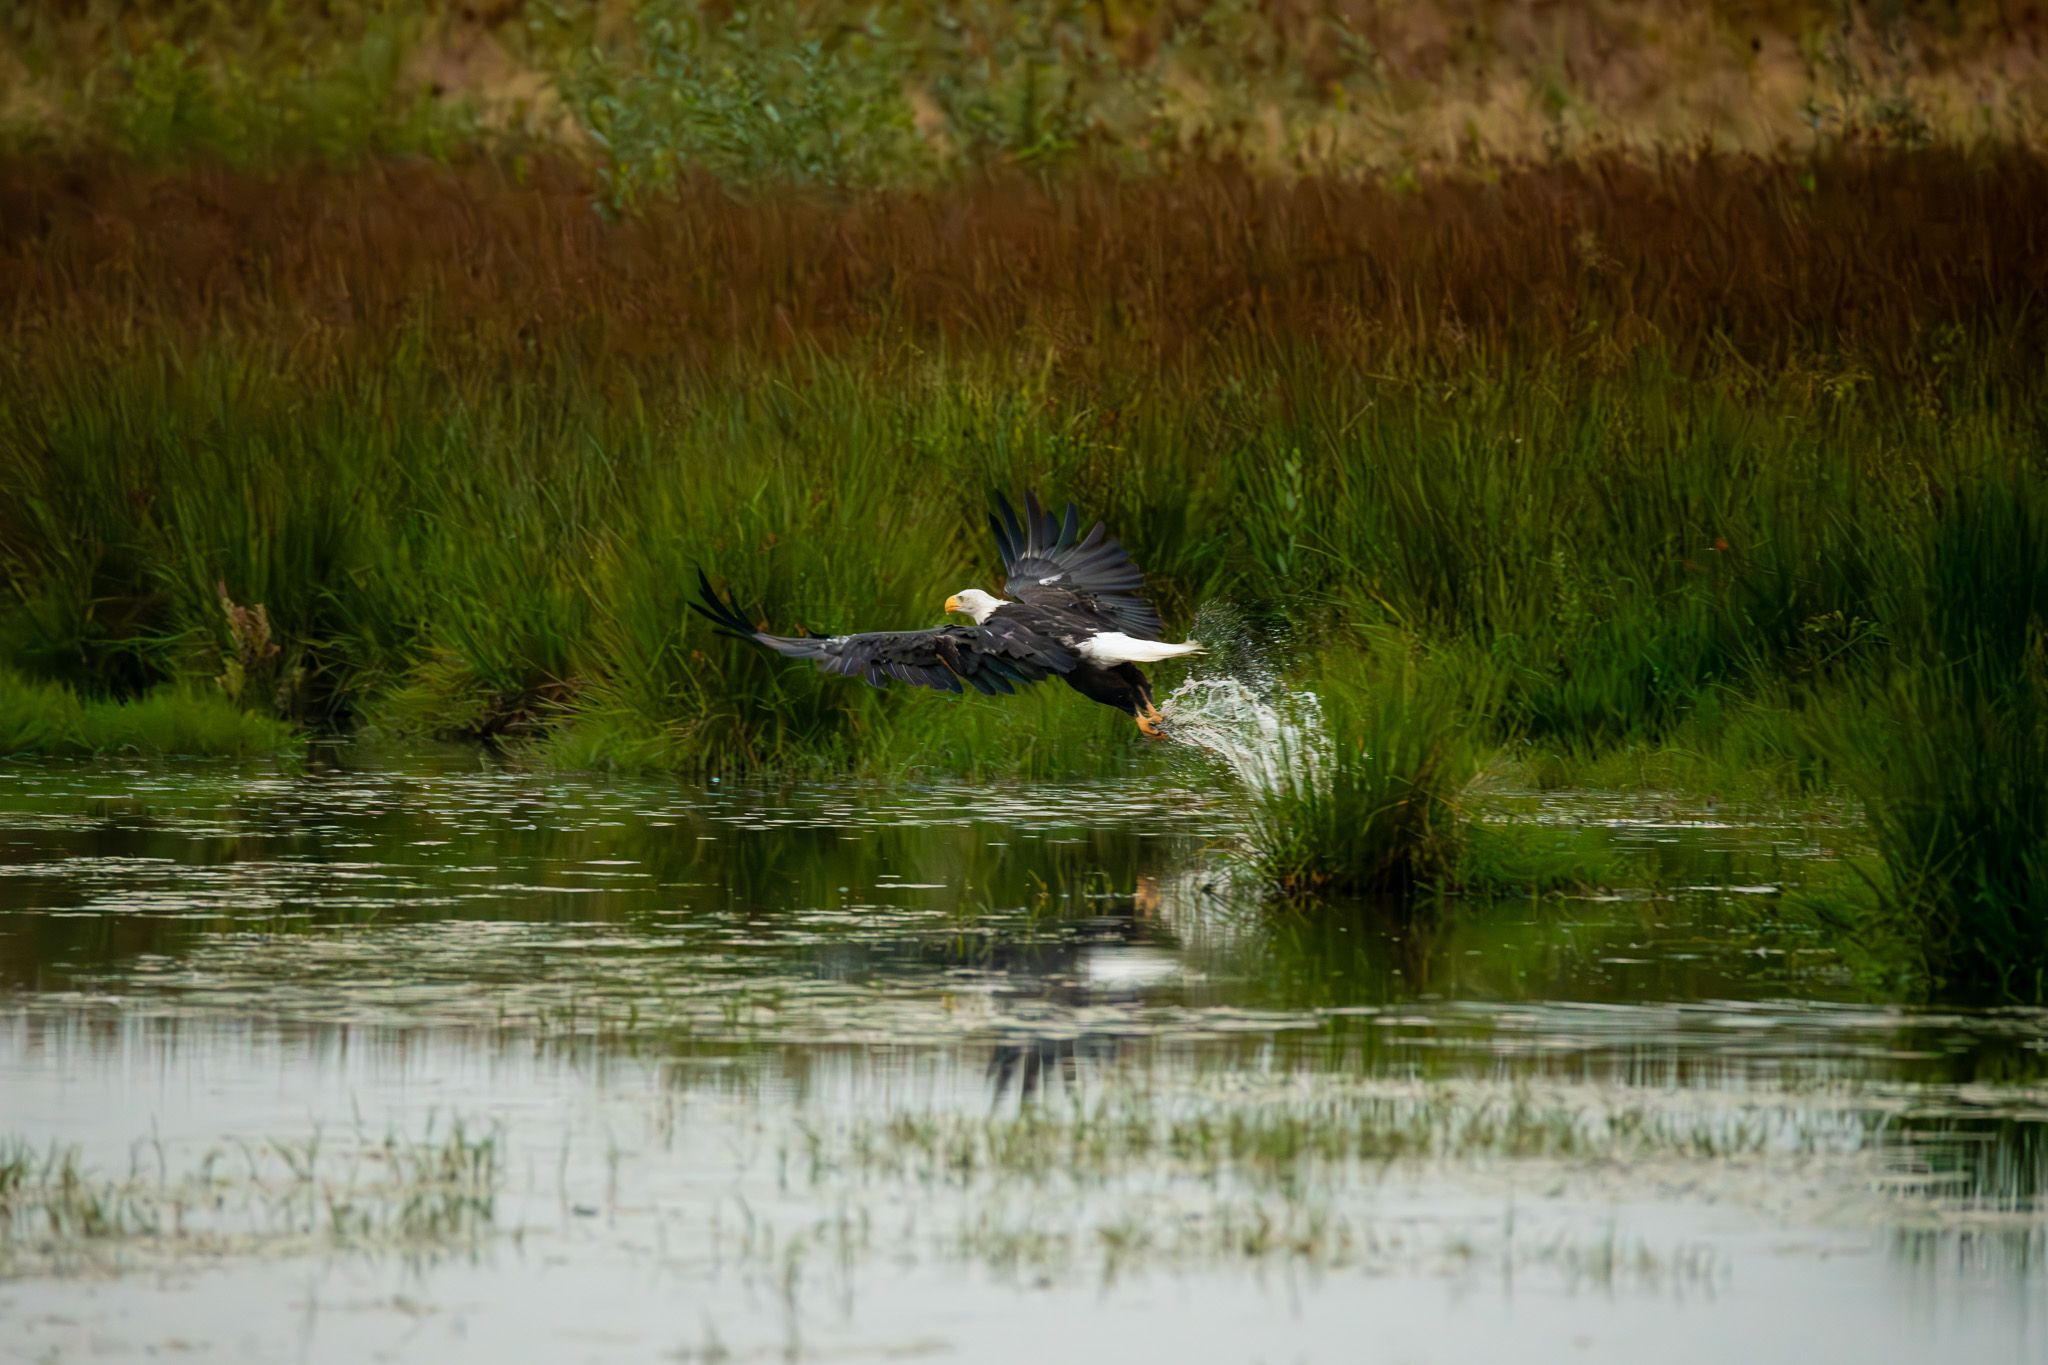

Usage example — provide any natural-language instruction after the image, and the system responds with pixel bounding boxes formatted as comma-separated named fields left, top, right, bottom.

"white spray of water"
left=1160, top=676, right=1328, bottom=793
left=1153, top=604, right=1329, bottom=794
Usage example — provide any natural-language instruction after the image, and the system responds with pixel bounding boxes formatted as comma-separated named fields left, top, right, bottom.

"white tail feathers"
left=1076, top=633, right=1205, bottom=666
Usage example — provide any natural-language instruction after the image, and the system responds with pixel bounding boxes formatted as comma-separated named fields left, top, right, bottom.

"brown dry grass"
left=2, top=148, right=2042, bottom=381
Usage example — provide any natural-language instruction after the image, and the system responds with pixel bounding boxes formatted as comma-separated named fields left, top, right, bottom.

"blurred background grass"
left=5, top=2, right=2044, bottom=183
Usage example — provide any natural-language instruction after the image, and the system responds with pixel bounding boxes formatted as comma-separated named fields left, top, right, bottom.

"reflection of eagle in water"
left=694, top=492, right=1202, bottom=739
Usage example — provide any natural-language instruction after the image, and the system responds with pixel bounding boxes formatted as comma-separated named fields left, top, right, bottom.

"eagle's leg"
left=1061, top=662, right=1170, bottom=739
left=1118, top=665, right=1169, bottom=741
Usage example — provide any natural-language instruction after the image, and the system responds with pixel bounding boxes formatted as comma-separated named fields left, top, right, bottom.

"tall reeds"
left=1816, top=481, right=2048, bottom=998
left=0, top=338, right=2021, bottom=770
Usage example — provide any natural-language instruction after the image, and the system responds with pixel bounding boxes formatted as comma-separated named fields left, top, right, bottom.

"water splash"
left=1161, top=676, right=1327, bottom=793
left=1157, top=603, right=1328, bottom=793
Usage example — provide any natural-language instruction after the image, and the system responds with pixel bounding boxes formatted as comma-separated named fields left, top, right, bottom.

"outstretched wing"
left=989, top=491, right=1163, bottom=639
left=692, top=571, right=1073, bottom=694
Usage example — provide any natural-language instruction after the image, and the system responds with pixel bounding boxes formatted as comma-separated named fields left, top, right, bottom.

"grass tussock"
left=1236, top=649, right=1623, bottom=903
left=1827, top=677, right=2048, bottom=999
left=1810, top=480, right=2048, bottom=1000
left=1242, top=658, right=1474, bottom=901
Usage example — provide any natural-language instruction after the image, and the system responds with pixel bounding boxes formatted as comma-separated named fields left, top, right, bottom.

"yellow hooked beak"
left=943, top=595, right=961, bottom=614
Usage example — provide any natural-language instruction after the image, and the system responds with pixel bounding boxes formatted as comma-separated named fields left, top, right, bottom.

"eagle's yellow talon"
left=1135, top=711, right=1168, bottom=741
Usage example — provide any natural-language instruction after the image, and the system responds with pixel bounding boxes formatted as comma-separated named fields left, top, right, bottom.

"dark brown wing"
left=693, top=571, right=1074, bottom=694
left=989, top=490, right=1163, bottom=640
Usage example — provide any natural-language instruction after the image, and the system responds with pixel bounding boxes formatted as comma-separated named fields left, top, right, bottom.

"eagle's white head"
left=943, top=589, right=1007, bottom=624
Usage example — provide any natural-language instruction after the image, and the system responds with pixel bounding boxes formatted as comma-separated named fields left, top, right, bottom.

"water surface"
left=2, top=756, right=2043, bottom=1362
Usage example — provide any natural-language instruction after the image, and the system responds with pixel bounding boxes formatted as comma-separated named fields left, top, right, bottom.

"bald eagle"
left=693, top=492, right=1201, bottom=739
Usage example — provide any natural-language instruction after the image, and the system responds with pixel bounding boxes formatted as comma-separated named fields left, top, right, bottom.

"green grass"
left=0, top=668, right=297, bottom=758
left=1819, top=675, right=2048, bottom=999
left=2, top=334, right=2033, bottom=776
left=1453, top=820, right=1635, bottom=899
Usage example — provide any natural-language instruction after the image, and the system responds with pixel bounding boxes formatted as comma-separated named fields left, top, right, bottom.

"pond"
left=2, top=754, right=2044, bottom=1362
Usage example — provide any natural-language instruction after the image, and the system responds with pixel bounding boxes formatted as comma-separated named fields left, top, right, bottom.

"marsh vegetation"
left=13, top=140, right=2043, bottom=986
left=2, top=9, right=2048, bottom=1354
left=0, top=1121, right=500, bottom=1275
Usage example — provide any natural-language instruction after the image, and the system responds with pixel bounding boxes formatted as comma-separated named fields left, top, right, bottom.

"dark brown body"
left=1059, top=661, right=1164, bottom=737
left=1059, top=661, right=1150, bottom=715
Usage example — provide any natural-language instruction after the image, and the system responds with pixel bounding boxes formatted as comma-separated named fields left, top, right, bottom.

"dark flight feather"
left=692, top=570, right=1071, bottom=695
left=990, top=490, right=1163, bottom=639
